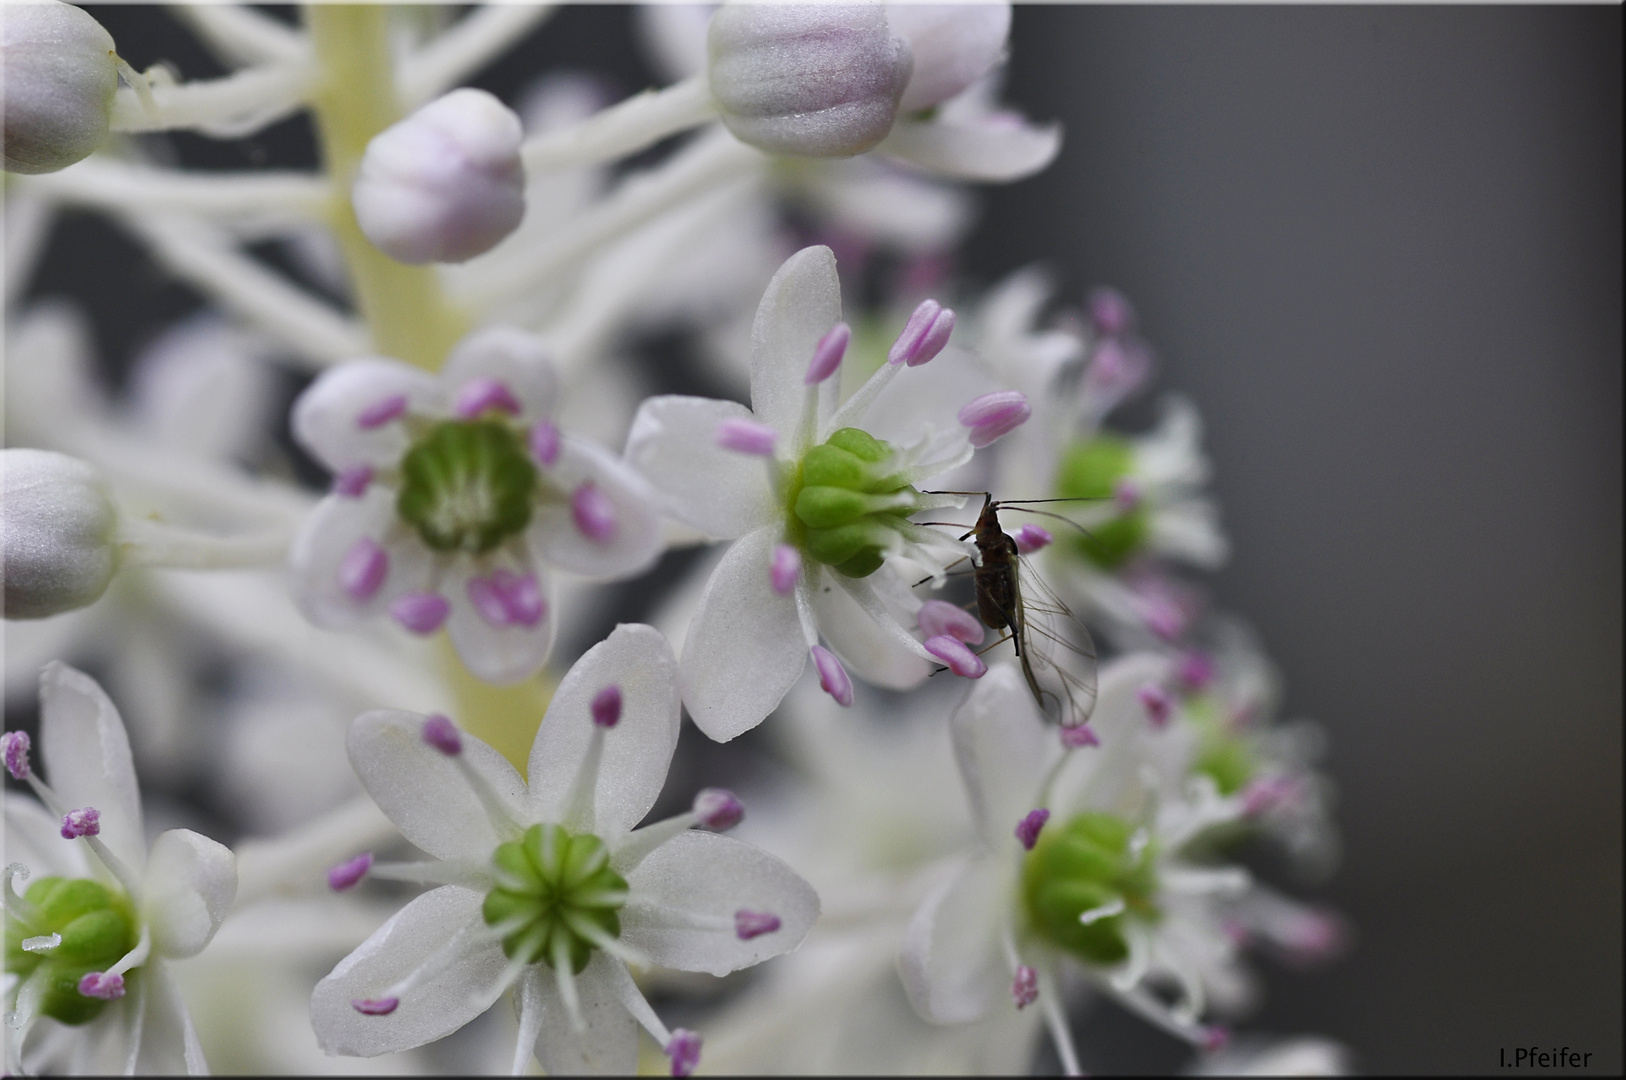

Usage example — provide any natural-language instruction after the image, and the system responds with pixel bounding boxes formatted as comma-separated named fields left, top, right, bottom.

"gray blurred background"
left=22, top=5, right=1623, bottom=1076
left=970, top=6, right=1622, bottom=1073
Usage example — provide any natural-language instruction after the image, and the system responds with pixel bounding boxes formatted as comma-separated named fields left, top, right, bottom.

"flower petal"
left=439, top=325, right=558, bottom=424
left=529, top=439, right=663, bottom=578
left=288, top=490, right=435, bottom=630
left=879, top=115, right=1061, bottom=182
left=3, top=792, right=91, bottom=878
left=749, top=246, right=842, bottom=447
left=311, top=885, right=510, bottom=1057
left=37, top=662, right=145, bottom=873
left=951, top=662, right=1054, bottom=846
left=815, top=573, right=933, bottom=690
left=346, top=710, right=527, bottom=861
left=1048, top=652, right=1174, bottom=818
left=133, top=958, right=210, bottom=1076
left=898, top=857, right=1008, bottom=1024
left=525, top=955, right=640, bottom=1076
left=444, top=565, right=557, bottom=685
left=527, top=624, right=680, bottom=837
left=624, top=395, right=776, bottom=539
left=621, top=831, right=819, bottom=976
left=680, top=526, right=808, bottom=741
left=290, top=358, right=440, bottom=471
left=140, top=829, right=237, bottom=960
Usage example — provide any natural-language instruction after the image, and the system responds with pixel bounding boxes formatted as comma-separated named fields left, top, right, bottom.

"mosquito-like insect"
left=919, top=492, right=1100, bottom=730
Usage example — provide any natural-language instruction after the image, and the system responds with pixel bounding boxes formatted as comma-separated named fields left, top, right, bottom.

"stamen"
left=957, top=390, right=1031, bottom=448
left=1137, top=683, right=1173, bottom=728
left=1059, top=724, right=1099, bottom=748
left=422, top=714, right=463, bottom=756
left=1176, top=650, right=1215, bottom=692
left=468, top=575, right=511, bottom=628
left=3, top=864, right=40, bottom=927
left=3, top=731, right=32, bottom=779
left=356, top=393, right=408, bottom=429
left=20, top=934, right=59, bottom=954
left=1086, top=287, right=1135, bottom=337
left=591, top=685, right=623, bottom=728
left=1015, top=809, right=1051, bottom=851
left=338, top=537, right=389, bottom=602
left=734, top=909, right=781, bottom=940
left=804, top=322, right=850, bottom=385
left=693, top=788, right=743, bottom=831
left=391, top=591, right=450, bottom=634
left=714, top=418, right=777, bottom=456
left=60, top=806, right=100, bottom=839
left=466, top=570, right=546, bottom=630
left=1011, top=965, right=1039, bottom=1009
left=1203, top=1026, right=1230, bottom=1053
left=666, top=1029, right=703, bottom=1077
left=571, top=481, right=617, bottom=544
left=333, top=465, right=373, bottom=498
left=453, top=376, right=522, bottom=419
left=888, top=299, right=955, bottom=367
left=769, top=544, right=800, bottom=595
left=1113, top=478, right=1141, bottom=511
left=76, top=972, right=125, bottom=1000
left=924, top=635, right=987, bottom=679
left=1035, top=966, right=1083, bottom=1076
left=1078, top=897, right=1126, bottom=925
left=917, top=600, right=984, bottom=645
left=1013, top=524, right=1052, bottom=554
left=551, top=933, right=585, bottom=1033
left=327, top=852, right=373, bottom=891
left=529, top=420, right=562, bottom=466
left=810, top=646, right=853, bottom=707
left=1242, top=775, right=1302, bottom=817
left=352, top=997, right=399, bottom=1016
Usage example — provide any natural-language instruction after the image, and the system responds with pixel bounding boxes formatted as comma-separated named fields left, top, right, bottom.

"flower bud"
left=886, top=3, right=1011, bottom=113
left=1, top=449, right=120, bottom=618
left=707, top=3, right=912, bottom=158
left=351, top=88, right=526, bottom=265
left=2, top=0, right=119, bottom=174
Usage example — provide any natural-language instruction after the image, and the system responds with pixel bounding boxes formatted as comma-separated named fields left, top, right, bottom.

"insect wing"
left=1013, top=554, right=1099, bottom=729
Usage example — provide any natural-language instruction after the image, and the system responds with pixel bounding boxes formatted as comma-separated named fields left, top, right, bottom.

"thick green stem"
left=304, top=5, right=467, bottom=369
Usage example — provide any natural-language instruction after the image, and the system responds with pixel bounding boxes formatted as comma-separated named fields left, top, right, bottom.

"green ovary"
left=1183, top=696, right=1256, bottom=796
left=396, top=420, right=538, bottom=553
left=482, top=824, right=628, bottom=974
left=4, top=877, right=138, bottom=1025
left=790, top=428, right=922, bottom=578
left=1055, top=435, right=1149, bottom=569
left=1022, top=812, right=1160, bottom=967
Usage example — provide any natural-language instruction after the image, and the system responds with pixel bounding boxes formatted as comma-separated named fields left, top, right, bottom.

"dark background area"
left=16, top=5, right=1624, bottom=1076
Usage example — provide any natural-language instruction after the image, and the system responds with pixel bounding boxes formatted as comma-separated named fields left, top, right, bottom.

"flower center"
left=4, top=876, right=137, bottom=1025
left=396, top=420, right=538, bottom=553
left=788, top=427, right=925, bottom=578
left=1021, top=812, right=1160, bottom=966
left=481, top=824, right=629, bottom=974
left=1055, top=435, right=1148, bottom=569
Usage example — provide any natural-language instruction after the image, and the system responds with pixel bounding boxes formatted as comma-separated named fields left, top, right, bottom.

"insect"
left=922, top=492, right=1100, bottom=730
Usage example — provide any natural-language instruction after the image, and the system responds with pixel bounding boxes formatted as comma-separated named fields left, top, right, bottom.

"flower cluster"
left=3, top=4, right=1345, bottom=1076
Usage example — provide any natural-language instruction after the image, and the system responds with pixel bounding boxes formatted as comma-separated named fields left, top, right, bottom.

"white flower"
left=899, top=655, right=1260, bottom=1074
left=288, top=325, right=663, bottom=683
left=308, top=624, right=819, bottom=1075
left=3, top=663, right=236, bottom=1075
left=626, top=245, right=1006, bottom=740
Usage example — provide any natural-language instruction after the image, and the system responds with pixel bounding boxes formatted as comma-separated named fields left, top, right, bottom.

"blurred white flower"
left=288, top=326, right=662, bottom=683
